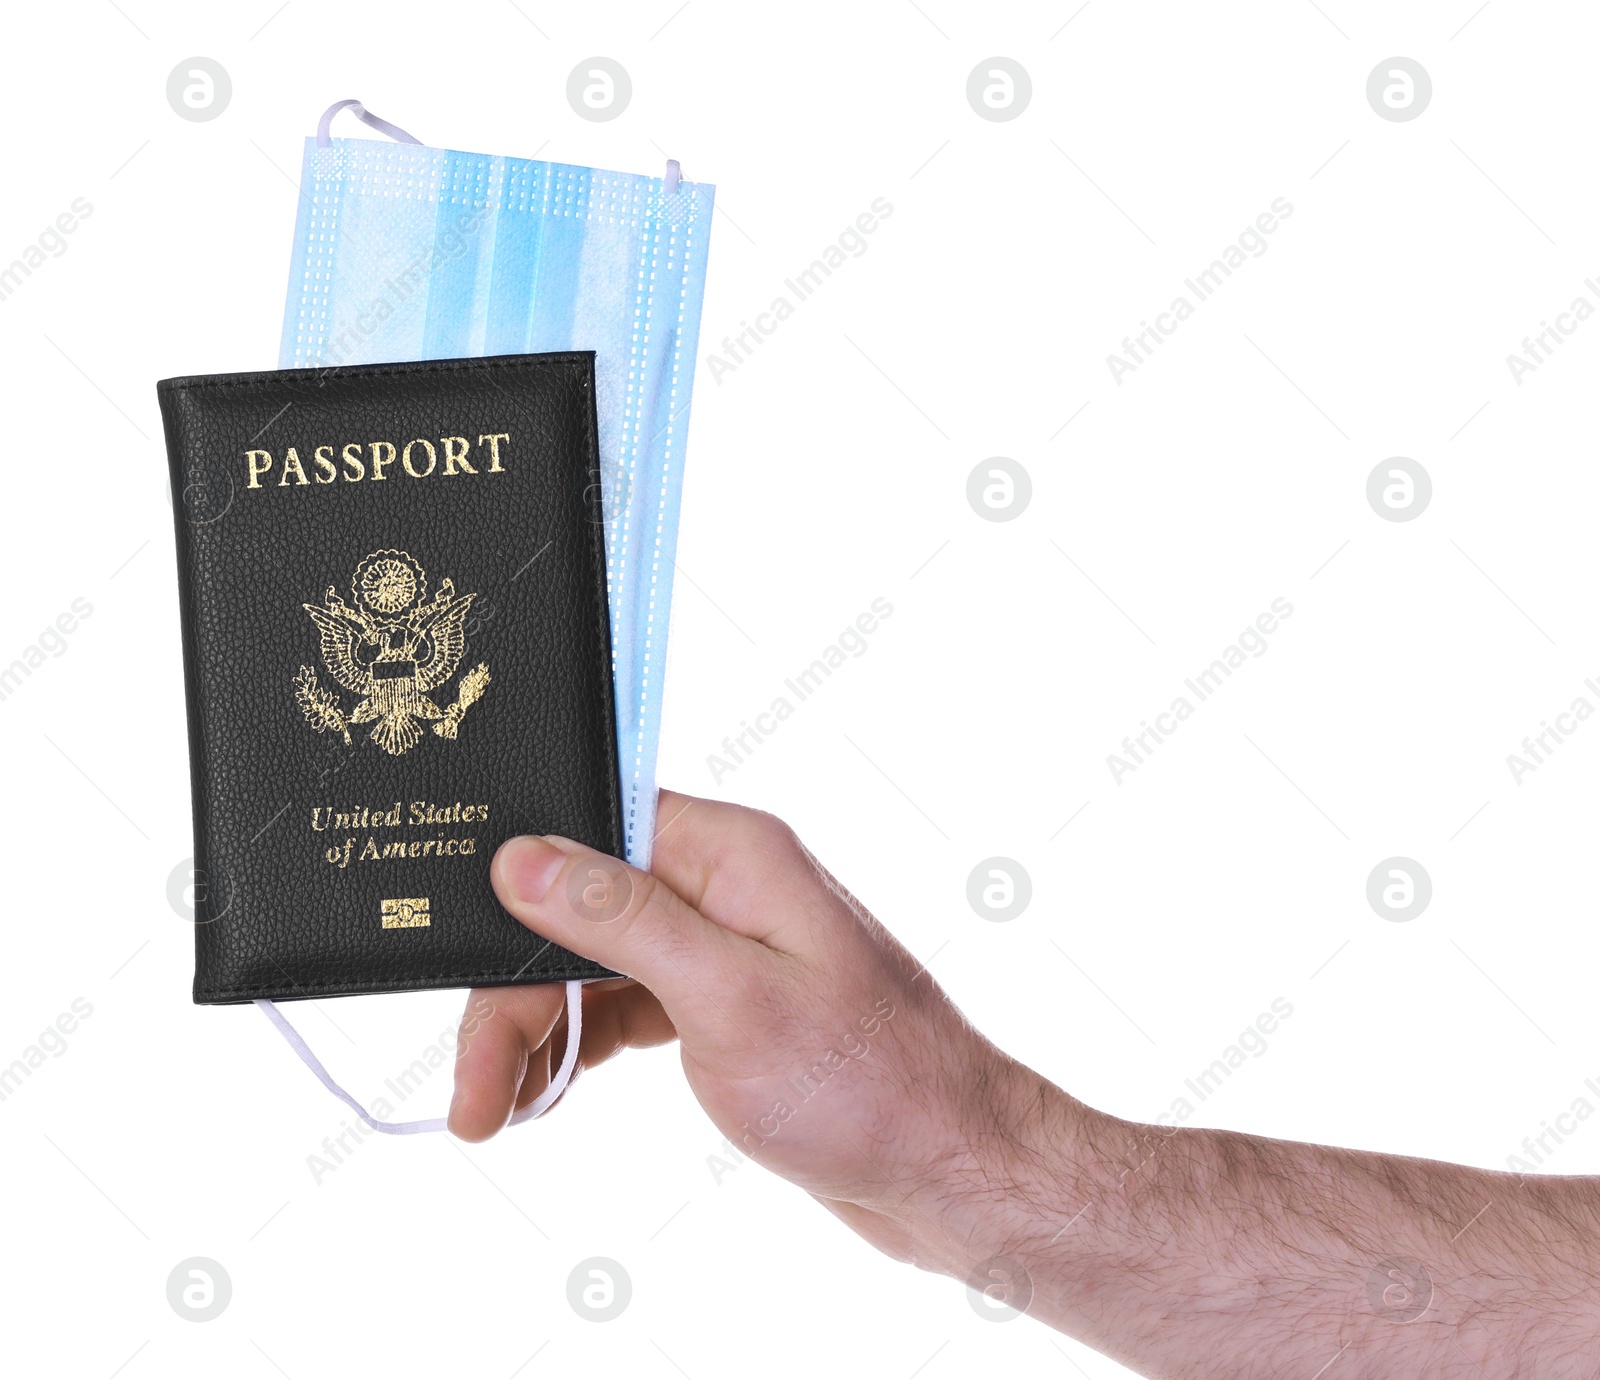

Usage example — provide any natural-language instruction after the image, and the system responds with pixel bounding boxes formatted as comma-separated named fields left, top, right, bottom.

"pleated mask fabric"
left=278, top=107, right=716, bottom=869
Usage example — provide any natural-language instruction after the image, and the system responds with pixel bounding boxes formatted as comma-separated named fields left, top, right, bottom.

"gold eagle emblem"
left=293, top=549, right=490, bottom=755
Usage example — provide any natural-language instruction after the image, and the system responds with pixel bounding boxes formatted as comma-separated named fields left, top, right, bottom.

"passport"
left=157, top=353, right=622, bottom=1002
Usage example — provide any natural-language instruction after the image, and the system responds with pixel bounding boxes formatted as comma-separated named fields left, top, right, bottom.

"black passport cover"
left=158, top=353, right=621, bottom=1003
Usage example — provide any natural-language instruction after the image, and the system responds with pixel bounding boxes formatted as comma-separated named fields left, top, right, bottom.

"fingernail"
left=500, top=835, right=566, bottom=905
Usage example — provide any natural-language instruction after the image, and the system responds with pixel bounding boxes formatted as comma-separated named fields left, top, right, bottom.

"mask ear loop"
left=312, top=100, right=683, bottom=194
left=316, top=99, right=423, bottom=148
left=252, top=980, right=585, bottom=1135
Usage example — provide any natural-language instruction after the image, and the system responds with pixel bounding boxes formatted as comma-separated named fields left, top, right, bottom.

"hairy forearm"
left=914, top=1062, right=1600, bottom=1377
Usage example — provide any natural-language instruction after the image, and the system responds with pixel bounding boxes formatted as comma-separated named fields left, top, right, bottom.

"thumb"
left=491, top=835, right=769, bottom=1031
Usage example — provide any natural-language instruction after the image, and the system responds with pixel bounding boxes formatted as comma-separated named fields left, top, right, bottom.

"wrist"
left=905, top=1047, right=1107, bottom=1291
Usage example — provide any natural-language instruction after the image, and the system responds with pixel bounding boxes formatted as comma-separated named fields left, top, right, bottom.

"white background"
left=2, top=1, right=1595, bottom=1375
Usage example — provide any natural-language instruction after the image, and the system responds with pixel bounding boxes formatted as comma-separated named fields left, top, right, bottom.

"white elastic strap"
left=253, top=980, right=585, bottom=1135
left=316, top=99, right=423, bottom=149
left=313, top=99, right=682, bottom=196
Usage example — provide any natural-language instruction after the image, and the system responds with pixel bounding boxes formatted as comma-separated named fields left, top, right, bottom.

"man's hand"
left=449, top=790, right=1600, bottom=1379
left=448, top=789, right=1055, bottom=1268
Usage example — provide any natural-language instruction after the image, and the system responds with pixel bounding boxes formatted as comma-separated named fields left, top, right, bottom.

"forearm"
left=467, top=807, right=1600, bottom=1373
left=913, top=1062, right=1600, bottom=1378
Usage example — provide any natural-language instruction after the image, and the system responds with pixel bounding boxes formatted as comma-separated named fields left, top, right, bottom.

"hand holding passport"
left=160, top=353, right=623, bottom=1002
left=157, top=109, right=712, bottom=1123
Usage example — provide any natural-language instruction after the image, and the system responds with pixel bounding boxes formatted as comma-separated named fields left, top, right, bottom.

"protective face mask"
left=259, top=100, right=715, bottom=1133
left=280, top=100, right=715, bottom=872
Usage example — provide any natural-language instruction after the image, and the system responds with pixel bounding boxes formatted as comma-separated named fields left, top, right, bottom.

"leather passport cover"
left=158, top=353, right=621, bottom=1003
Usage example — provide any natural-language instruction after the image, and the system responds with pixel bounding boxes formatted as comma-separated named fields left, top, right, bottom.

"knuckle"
left=626, top=873, right=701, bottom=971
left=621, top=867, right=662, bottom=924
left=734, top=807, right=803, bottom=859
left=617, top=869, right=680, bottom=948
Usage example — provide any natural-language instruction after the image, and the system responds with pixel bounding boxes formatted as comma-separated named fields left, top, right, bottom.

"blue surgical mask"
left=279, top=100, right=716, bottom=870
left=260, top=101, right=716, bottom=1133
